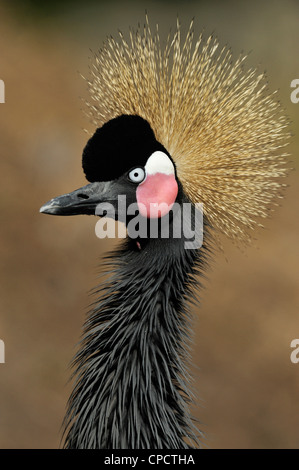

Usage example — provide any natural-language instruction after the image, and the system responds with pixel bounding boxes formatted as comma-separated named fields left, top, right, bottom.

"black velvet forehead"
left=82, top=115, right=168, bottom=182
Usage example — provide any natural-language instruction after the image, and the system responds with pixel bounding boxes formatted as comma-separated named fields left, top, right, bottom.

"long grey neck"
left=63, top=205, right=208, bottom=449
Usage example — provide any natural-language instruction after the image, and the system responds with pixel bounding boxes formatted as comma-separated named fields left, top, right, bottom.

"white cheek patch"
left=137, top=150, right=178, bottom=218
left=144, top=151, right=175, bottom=176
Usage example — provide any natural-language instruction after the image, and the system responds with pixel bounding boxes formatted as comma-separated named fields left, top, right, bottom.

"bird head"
left=40, top=18, right=289, bottom=248
left=40, top=114, right=181, bottom=224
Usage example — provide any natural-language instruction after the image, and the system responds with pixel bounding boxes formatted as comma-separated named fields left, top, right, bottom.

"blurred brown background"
left=0, top=0, right=298, bottom=449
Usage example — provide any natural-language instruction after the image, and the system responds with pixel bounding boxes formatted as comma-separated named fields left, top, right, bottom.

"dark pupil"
left=134, top=172, right=139, bottom=177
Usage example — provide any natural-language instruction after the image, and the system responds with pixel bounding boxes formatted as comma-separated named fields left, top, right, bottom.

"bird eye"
left=128, top=167, right=145, bottom=183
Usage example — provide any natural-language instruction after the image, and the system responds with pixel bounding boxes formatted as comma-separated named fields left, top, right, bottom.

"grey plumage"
left=40, top=17, right=289, bottom=450
left=62, top=196, right=210, bottom=448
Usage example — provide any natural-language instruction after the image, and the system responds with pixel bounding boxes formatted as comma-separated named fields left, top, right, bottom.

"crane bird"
left=40, top=18, right=289, bottom=449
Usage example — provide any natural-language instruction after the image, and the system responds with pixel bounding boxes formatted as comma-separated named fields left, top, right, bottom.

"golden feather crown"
left=85, top=17, right=289, bottom=246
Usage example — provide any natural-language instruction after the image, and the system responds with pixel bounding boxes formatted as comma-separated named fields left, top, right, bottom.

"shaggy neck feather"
left=63, top=207, right=208, bottom=449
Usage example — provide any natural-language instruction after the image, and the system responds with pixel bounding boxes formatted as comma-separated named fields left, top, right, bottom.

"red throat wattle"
left=136, top=173, right=178, bottom=218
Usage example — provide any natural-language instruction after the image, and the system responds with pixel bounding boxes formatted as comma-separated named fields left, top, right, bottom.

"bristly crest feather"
left=85, top=16, right=290, bottom=246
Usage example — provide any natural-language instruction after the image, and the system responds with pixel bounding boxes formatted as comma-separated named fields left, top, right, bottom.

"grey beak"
left=40, top=182, right=110, bottom=216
